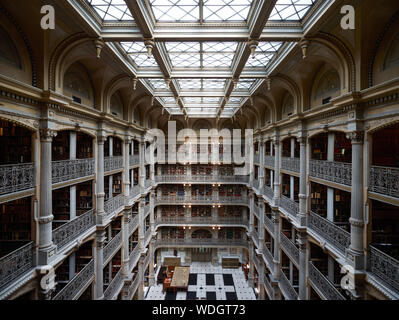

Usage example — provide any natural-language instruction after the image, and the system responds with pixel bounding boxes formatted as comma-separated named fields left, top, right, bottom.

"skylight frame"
left=120, top=42, right=160, bottom=68
left=85, top=0, right=134, bottom=21
left=269, top=0, right=317, bottom=21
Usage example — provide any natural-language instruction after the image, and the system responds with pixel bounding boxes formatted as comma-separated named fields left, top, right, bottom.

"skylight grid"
left=161, top=97, right=177, bottom=104
left=149, top=0, right=200, bottom=22
left=183, top=97, right=221, bottom=104
left=234, top=79, right=255, bottom=90
left=245, top=42, right=283, bottom=68
left=86, top=0, right=133, bottom=21
left=270, top=0, right=316, bottom=21
left=203, top=0, right=254, bottom=21
left=147, top=79, right=169, bottom=90
left=178, top=79, right=227, bottom=90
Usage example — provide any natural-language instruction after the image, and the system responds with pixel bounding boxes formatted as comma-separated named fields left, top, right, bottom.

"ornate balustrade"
left=144, top=204, right=151, bottom=217
left=155, top=238, right=248, bottom=248
left=251, top=179, right=259, bottom=190
left=280, top=232, right=299, bottom=266
left=0, top=242, right=35, bottom=291
left=369, top=166, right=399, bottom=199
left=104, top=268, right=123, bottom=300
left=308, top=261, right=345, bottom=300
left=0, top=163, right=35, bottom=195
left=130, top=185, right=141, bottom=198
left=144, top=252, right=151, bottom=269
left=264, top=213, right=274, bottom=235
left=264, top=275, right=273, bottom=299
left=129, top=245, right=141, bottom=271
left=264, top=156, right=275, bottom=168
left=155, top=216, right=247, bottom=226
left=104, top=194, right=124, bottom=217
left=280, top=195, right=299, bottom=217
left=253, top=204, right=260, bottom=219
left=145, top=180, right=153, bottom=189
left=253, top=254, right=260, bottom=272
left=103, top=231, right=122, bottom=266
left=281, top=157, right=300, bottom=173
left=261, top=245, right=274, bottom=270
left=128, top=274, right=141, bottom=299
left=104, top=156, right=123, bottom=172
left=309, top=160, right=352, bottom=186
left=129, top=215, right=139, bottom=235
left=263, top=185, right=274, bottom=200
left=129, top=155, right=140, bottom=167
left=155, top=175, right=249, bottom=184
left=252, top=229, right=259, bottom=247
left=308, top=211, right=350, bottom=255
left=144, top=229, right=152, bottom=246
left=369, top=246, right=399, bottom=292
left=52, top=159, right=94, bottom=184
left=52, top=209, right=96, bottom=250
left=155, top=195, right=249, bottom=205
left=279, top=272, right=298, bottom=300
left=53, top=259, right=95, bottom=300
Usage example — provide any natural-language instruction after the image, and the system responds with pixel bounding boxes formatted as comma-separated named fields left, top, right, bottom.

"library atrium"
left=0, top=0, right=399, bottom=301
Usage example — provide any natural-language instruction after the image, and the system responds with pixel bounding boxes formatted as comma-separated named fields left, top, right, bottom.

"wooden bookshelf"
left=0, top=121, right=32, bottom=165
left=53, top=187, right=70, bottom=227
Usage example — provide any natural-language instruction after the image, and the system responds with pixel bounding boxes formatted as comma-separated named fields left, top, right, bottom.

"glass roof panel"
left=270, top=0, right=316, bottom=21
left=245, top=42, right=283, bottom=68
left=183, top=97, right=221, bottom=104
left=178, top=79, right=227, bottom=90
left=120, top=42, right=159, bottom=68
left=160, top=97, right=177, bottom=104
left=149, top=0, right=200, bottom=22
left=203, top=0, right=254, bottom=21
left=147, top=79, right=169, bottom=90
left=234, top=79, right=256, bottom=90
left=86, top=0, right=133, bottom=21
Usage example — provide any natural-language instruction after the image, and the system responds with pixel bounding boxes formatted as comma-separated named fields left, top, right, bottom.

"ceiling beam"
left=217, top=0, right=277, bottom=119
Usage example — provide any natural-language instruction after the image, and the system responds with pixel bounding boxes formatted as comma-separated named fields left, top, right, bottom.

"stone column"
left=272, top=137, right=280, bottom=206
left=123, top=136, right=131, bottom=198
left=297, top=231, right=308, bottom=300
left=298, top=134, right=307, bottom=226
left=137, top=256, right=144, bottom=300
left=248, top=241, right=255, bottom=287
left=138, top=199, right=145, bottom=251
left=94, top=230, right=106, bottom=300
left=122, top=209, right=131, bottom=278
left=346, top=131, right=366, bottom=298
left=258, top=258, right=265, bottom=300
left=249, top=191, right=254, bottom=234
left=38, top=128, right=57, bottom=265
left=139, top=138, right=146, bottom=189
left=258, top=201, right=265, bottom=252
left=70, top=131, right=77, bottom=220
left=148, top=239, right=155, bottom=286
left=327, top=132, right=335, bottom=222
left=270, top=209, right=281, bottom=300
left=259, top=138, right=265, bottom=189
left=96, top=133, right=106, bottom=224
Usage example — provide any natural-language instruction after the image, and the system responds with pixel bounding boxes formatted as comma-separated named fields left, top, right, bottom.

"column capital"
left=39, top=128, right=57, bottom=142
left=346, top=131, right=364, bottom=144
left=297, top=136, right=307, bottom=145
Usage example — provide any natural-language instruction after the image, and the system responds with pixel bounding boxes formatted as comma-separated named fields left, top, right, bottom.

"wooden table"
left=170, top=267, right=190, bottom=291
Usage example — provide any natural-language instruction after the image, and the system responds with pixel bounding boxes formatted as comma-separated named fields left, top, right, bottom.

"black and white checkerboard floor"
left=145, top=262, right=256, bottom=300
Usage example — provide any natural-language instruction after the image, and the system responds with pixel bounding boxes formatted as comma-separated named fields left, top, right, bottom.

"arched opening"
left=52, top=130, right=94, bottom=161
left=63, top=62, right=95, bottom=107
left=311, top=68, right=341, bottom=107
left=110, top=91, right=124, bottom=120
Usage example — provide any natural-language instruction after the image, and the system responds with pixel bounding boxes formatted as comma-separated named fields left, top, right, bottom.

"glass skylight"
left=234, top=79, right=256, bottom=90
left=120, top=42, right=158, bottom=68
left=149, top=0, right=200, bottom=22
left=86, top=0, right=133, bottom=21
left=183, top=97, right=221, bottom=105
left=270, top=0, right=316, bottom=21
left=146, top=79, right=169, bottom=90
left=227, top=97, right=244, bottom=105
left=178, top=79, right=227, bottom=90
left=203, top=0, right=254, bottom=21
left=165, top=42, right=238, bottom=68
left=245, top=42, right=283, bottom=68
left=160, top=97, right=177, bottom=105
